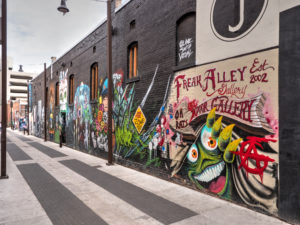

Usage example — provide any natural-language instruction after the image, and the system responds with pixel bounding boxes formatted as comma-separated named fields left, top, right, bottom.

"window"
left=128, top=42, right=138, bottom=79
left=69, top=75, right=75, bottom=104
left=55, top=82, right=60, bottom=106
left=90, top=63, right=98, bottom=101
left=176, top=12, right=196, bottom=67
left=130, top=20, right=136, bottom=30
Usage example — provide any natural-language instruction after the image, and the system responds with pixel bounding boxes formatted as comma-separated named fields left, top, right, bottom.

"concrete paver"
left=0, top=129, right=292, bottom=225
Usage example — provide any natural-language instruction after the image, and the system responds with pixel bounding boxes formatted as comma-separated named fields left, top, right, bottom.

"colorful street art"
left=91, top=78, right=109, bottom=152
left=112, top=49, right=279, bottom=214
left=161, top=49, right=279, bottom=213
left=112, top=67, right=171, bottom=167
left=49, top=87, right=55, bottom=141
left=30, top=50, right=279, bottom=216
left=73, top=83, right=93, bottom=150
left=59, top=69, right=68, bottom=112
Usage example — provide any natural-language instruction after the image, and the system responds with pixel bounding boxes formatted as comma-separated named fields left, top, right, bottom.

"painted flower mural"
left=92, top=78, right=109, bottom=152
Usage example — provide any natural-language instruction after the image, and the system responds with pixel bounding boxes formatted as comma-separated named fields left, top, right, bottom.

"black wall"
left=279, top=6, right=300, bottom=224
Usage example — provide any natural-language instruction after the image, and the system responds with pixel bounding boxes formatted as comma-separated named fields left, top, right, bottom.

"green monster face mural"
left=187, top=108, right=242, bottom=198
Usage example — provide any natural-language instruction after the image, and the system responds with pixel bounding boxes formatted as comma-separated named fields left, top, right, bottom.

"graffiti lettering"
left=233, top=136, right=276, bottom=182
left=203, top=69, right=217, bottom=91
left=207, top=83, right=248, bottom=99
left=250, top=58, right=275, bottom=74
left=249, top=58, right=274, bottom=84
left=176, top=120, right=188, bottom=129
left=190, top=96, right=256, bottom=123
left=178, top=38, right=193, bottom=62
left=250, top=73, right=268, bottom=83
left=175, top=108, right=188, bottom=129
left=175, top=108, right=183, bottom=120
left=175, top=66, right=247, bottom=99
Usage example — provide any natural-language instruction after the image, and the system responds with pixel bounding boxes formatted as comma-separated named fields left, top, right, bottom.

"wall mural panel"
left=91, top=78, right=109, bottom=153
left=49, top=84, right=55, bottom=141
left=112, top=67, right=171, bottom=167
left=59, top=69, right=68, bottom=112
left=164, top=48, right=279, bottom=213
left=113, top=49, right=279, bottom=214
left=31, top=49, right=279, bottom=216
left=73, top=83, right=93, bottom=151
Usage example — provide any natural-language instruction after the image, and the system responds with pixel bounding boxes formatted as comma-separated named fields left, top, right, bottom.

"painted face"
left=187, top=125, right=229, bottom=197
left=186, top=108, right=243, bottom=198
left=103, top=97, right=108, bottom=112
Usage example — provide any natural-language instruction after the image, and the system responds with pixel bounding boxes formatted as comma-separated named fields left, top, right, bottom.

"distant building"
left=7, top=65, right=36, bottom=103
left=0, top=59, right=37, bottom=127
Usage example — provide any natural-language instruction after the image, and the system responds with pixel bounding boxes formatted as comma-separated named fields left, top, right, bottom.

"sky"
left=8, top=0, right=107, bottom=75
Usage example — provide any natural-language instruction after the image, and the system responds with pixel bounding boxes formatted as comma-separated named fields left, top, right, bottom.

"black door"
left=61, top=112, right=66, bottom=143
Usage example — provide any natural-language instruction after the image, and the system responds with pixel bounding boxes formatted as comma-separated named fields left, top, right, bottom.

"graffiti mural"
left=161, top=49, right=279, bottom=213
left=59, top=69, right=68, bottom=112
left=112, top=66, right=173, bottom=167
left=49, top=85, right=55, bottom=141
left=35, top=100, right=44, bottom=138
left=73, top=83, right=93, bottom=150
left=56, top=69, right=69, bottom=143
left=91, top=78, right=109, bottom=152
left=112, top=50, right=279, bottom=214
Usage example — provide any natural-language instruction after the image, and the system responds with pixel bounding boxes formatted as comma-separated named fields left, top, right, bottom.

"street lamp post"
left=44, top=63, right=47, bottom=142
left=106, top=0, right=113, bottom=165
left=1, top=0, right=8, bottom=179
left=27, top=81, right=30, bottom=135
left=58, top=0, right=113, bottom=165
left=10, top=100, right=13, bottom=130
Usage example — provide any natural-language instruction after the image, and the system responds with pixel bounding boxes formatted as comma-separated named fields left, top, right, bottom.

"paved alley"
left=0, top=130, right=292, bottom=225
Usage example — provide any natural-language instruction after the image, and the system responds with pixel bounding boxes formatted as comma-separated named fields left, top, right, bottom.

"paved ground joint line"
left=17, top=163, right=108, bottom=225
left=26, top=141, right=67, bottom=158
left=7, top=143, right=32, bottom=161
left=60, top=159, right=197, bottom=225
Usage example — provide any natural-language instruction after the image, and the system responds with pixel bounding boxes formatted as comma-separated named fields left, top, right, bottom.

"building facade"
left=30, top=0, right=300, bottom=223
left=5, top=65, right=35, bottom=128
left=7, top=65, right=34, bottom=103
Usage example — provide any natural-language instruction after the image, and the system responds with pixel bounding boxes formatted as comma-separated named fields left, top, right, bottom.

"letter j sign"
left=210, top=0, right=268, bottom=42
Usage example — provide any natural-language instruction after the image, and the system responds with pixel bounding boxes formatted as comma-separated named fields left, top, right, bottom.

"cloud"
left=8, top=0, right=107, bottom=74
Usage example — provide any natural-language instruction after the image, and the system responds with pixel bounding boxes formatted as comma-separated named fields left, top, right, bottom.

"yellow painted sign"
left=132, top=106, right=146, bottom=134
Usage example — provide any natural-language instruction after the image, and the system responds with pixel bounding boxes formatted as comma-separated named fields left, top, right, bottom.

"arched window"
left=176, top=12, right=196, bottom=67
left=90, top=63, right=98, bottom=101
left=128, top=42, right=138, bottom=79
left=55, top=82, right=59, bottom=106
left=69, top=74, right=74, bottom=104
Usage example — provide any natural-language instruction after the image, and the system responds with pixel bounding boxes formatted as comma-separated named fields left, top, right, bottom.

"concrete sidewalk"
left=0, top=130, right=292, bottom=225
